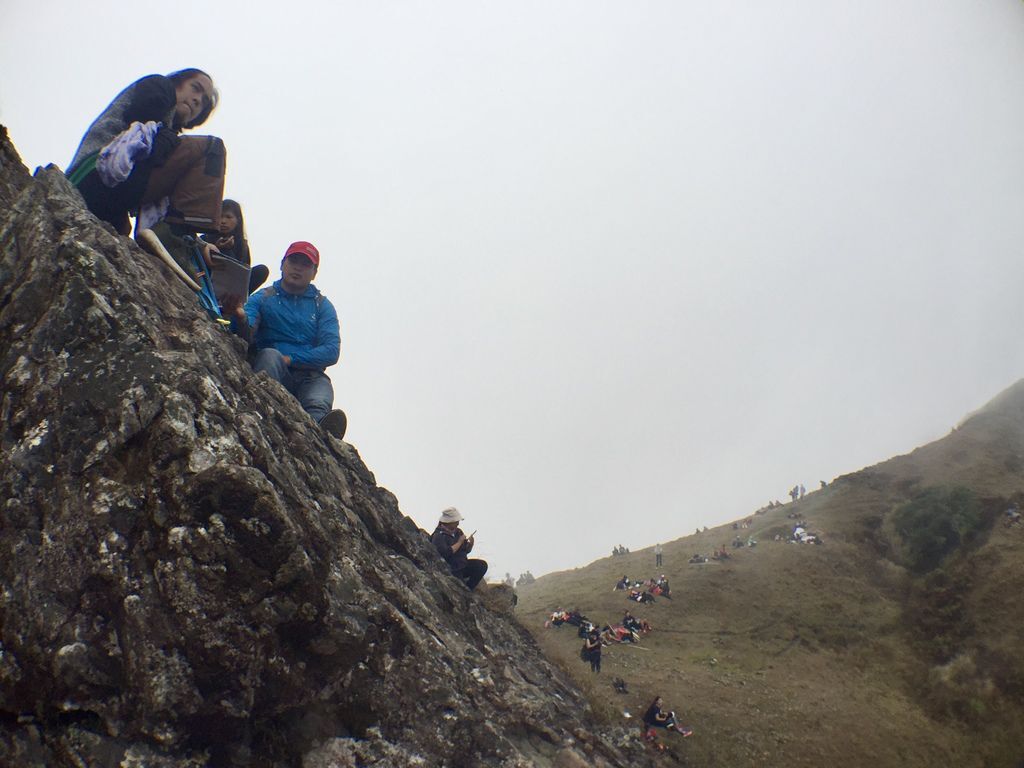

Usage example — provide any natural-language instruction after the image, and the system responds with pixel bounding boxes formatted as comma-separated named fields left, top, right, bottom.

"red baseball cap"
left=284, top=241, right=320, bottom=266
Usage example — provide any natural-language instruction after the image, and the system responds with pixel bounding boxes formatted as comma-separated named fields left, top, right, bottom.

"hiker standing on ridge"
left=431, top=507, right=488, bottom=590
left=654, top=542, right=663, bottom=567
left=227, top=241, right=347, bottom=439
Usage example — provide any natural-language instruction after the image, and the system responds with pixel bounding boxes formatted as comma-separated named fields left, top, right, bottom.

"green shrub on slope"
left=891, top=487, right=982, bottom=573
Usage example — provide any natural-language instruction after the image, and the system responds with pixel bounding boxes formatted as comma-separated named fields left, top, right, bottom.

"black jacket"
left=67, top=75, right=182, bottom=232
left=431, top=526, right=472, bottom=572
left=68, top=75, right=179, bottom=175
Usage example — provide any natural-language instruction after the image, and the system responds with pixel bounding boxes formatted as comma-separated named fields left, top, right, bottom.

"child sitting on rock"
left=201, top=199, right=268, bottom=294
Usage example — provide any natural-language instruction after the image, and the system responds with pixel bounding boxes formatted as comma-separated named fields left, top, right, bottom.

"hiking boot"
left=320, top=409, right=347, bottom=440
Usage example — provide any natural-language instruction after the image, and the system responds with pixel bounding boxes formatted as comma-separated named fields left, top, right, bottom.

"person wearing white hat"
left=430, top=507, right=488, bottom=590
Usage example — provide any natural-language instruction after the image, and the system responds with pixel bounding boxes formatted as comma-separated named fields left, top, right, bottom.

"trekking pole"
left=137, top=228, right=202, bottom=292
left=180, top=235, right=228, bottom=321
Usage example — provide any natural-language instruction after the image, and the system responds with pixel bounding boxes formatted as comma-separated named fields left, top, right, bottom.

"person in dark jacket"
left=622, top=610, right=642, bottom=634
left=642, top=696, right=693, bottom=738
left=430, top=507, right=488, bottom=590
left=584, top=628, right=602, bottom=673
left=201, top=199, right=269, bottom=294
left=203, top=198, right=249, bottom=264
left=67, top=69, right=225, bottom=236
left=227, top=241, right=346, bottom=439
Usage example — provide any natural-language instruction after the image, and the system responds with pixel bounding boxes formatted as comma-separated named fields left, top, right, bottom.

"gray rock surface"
left=0, top=127, right=649, bottom=767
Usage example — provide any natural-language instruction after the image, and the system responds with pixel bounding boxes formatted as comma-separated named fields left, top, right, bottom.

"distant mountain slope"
left=517, top=382, right=1024, bottom=767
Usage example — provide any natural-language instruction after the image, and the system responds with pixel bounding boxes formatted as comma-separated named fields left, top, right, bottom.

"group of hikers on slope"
left=548, top=608, right=653, bottom=656
left=66, top=68, right=347, bottom=440
left=546, top=608, right=692, bottom=743
left=581, top=613, right=650, bottom=670
left=66, top=69, right=496, bottom=590
left=615, top=574, right=671, bottom=602
left=583, top=634, right=694, bottom=744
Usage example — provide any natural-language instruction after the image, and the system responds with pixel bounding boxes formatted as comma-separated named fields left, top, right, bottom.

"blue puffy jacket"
left=242, top=281, right=340, bottom=370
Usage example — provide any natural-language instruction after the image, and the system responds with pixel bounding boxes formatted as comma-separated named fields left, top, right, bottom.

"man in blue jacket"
left=230, top=241, right=346, bottom=439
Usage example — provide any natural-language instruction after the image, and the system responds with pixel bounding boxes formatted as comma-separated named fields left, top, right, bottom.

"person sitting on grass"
left=622, top=611, right=652, bottom=635
left=628, top=588, right=655, bottom=604
left=601, top=624, right=638, bottom=644
left=642, top=696, right=693, bottom=739
left=564, top=609, right=587, bottom=627
left=622, top=611, right=641, bottom=634
left=545, top=610, right=570, bottom=628
left=651, top=576, right=671, bottom=599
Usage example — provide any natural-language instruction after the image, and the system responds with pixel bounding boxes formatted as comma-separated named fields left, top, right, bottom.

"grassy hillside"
left=516, top=382, right=1024, bottom=767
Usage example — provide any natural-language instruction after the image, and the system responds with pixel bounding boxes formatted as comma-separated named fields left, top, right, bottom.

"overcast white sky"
left=3, top=1, right=1024, bottom=580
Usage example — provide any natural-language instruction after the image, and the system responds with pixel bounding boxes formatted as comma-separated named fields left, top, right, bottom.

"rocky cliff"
left=0, top=127, right=646, bottom=768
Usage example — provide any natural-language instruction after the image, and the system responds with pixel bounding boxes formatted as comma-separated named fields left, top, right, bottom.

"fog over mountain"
left=3, top=1, right=1024, bottom=578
